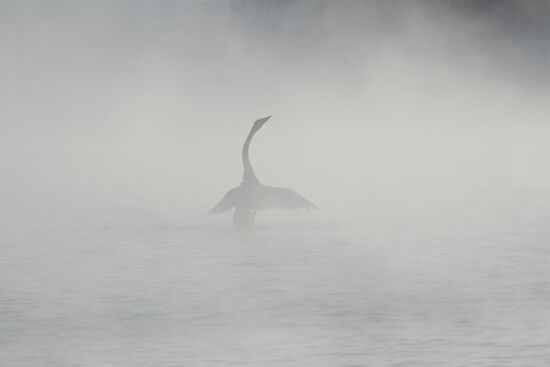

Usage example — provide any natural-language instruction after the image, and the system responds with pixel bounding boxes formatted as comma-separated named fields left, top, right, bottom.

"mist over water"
left=2, top=1, right=550, bottom=365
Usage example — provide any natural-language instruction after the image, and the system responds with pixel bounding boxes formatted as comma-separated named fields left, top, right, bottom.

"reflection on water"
left=1, top=191, right=550, bottom=366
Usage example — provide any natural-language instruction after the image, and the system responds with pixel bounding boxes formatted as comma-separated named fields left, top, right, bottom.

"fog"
left=2, top=1, right=550, bottom=365
left=3, top=0, right=550, bottom=210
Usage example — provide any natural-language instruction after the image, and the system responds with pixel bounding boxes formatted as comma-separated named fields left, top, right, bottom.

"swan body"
left=210, top=116, right=316, bottom=230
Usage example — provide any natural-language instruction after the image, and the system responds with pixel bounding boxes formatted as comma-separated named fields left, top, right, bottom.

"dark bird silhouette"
left=210, top=116, right=316, bottom=231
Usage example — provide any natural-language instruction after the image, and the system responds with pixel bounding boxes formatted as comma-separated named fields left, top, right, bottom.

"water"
left=1, top=190, right=550, bottom=366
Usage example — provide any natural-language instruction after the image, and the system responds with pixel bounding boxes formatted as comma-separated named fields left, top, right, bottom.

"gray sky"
left=2, top=0, right=550, bottom=215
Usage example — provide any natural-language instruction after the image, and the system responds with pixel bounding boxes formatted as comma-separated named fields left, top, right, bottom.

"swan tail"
left=255, top=186, right=317, bottom=211
left=209, top=186, right=242, bottom=214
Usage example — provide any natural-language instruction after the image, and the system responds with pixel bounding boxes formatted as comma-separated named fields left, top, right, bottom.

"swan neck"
left=242, top=127, right=259, bottom=183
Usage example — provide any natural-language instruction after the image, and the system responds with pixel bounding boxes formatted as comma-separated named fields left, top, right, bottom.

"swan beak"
left=253, top=115, right=271, bottom=130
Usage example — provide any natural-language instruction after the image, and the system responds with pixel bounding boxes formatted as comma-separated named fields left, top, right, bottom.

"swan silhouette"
left=210, top=116, right=316, bottom=230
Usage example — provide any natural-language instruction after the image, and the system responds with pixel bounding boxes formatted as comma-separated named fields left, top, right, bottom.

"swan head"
left=252, top=115, right=271, bottom=131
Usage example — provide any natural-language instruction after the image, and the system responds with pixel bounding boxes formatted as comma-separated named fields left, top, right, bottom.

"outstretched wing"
left=255, top=186, right=317, bottom=211
left=209, top=186, right=242, bottom=214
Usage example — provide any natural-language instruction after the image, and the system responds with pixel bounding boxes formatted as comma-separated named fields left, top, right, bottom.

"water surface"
left=1, top=191, right=549, bottom=366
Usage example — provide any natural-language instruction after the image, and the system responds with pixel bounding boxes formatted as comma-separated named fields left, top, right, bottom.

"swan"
left=210, top=116, right=316, bottom=230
